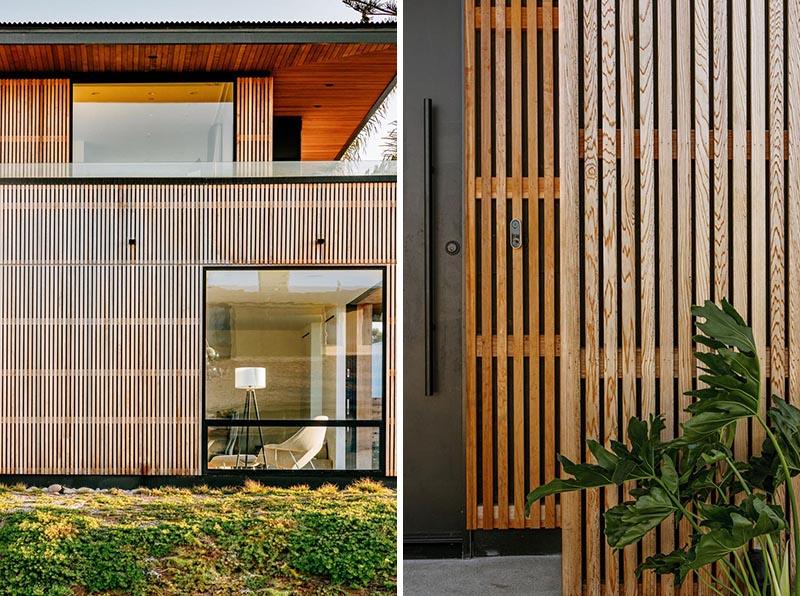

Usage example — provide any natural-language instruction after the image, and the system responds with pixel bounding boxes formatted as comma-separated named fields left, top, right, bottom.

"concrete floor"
left=402, top=555, right=562, bottom=596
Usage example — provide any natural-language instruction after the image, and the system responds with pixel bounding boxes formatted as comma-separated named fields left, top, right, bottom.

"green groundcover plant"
left=527, top=300, right=800, bottom=596
left=0, top=479, right=396, bottom=596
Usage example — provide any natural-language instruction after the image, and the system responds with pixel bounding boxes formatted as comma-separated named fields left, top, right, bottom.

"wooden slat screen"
left=0, top=181, right=397, bottom=476
left=0, top=79, right=69, bottom=163
left=466, top=0, right=800, bottom=592
left=236, top=77, right=273, bottom=162
left=464, top=0, right=560, bottom=530
left=556, top=0, right=799, bottom=594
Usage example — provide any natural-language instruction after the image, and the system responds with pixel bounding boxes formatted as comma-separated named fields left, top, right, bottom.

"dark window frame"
left=201, top=265, right=388, bottom=477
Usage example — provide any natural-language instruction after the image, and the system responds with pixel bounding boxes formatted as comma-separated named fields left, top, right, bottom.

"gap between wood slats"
left=473, top=7, right=559, bottom=29
left=474, top=177, right=561, bottom=198
left=578, top=128, right=789, bottom=159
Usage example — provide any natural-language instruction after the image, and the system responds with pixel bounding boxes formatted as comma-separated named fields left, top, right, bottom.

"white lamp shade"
left=235, top=367, right=267, bottom=389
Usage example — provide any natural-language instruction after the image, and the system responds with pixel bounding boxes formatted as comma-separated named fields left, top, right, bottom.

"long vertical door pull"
left=424, top=97, right=436, bottom=396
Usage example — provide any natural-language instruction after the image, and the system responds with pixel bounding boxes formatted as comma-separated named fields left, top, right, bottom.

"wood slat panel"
left=582, top=0, right=601, bottom=588
left=473, top=176, right=560, bottom=199
left=478, top=0, right=494, bottom=531
left=601, top=0, right=620, bottom=588
left=466, top=0, right=560, bottom=532
left=525, top=0, right=541, bottom=531
left=751, top=0, right=768, bottom=451
left=0, top=181, right=397, bottom=476
left=510, top=0, right=525, bottom=530
left=473, top=7, right=559, bottom=30
left=677, top=1, right=694, bottom=591
left=542, top=0, right=556, bottom=531
left=657, top=1, right=676, bottom=592
left=713, top=0, right=729, bottom=305
left=619, top=0, right=637, bottom=591
left=494, top=0, right=509, bottom=528
left=553, top=0, right=798, bottom=593
left=768, top=0, right=786, bottom=399
left=236, top=77, right=273, bottom=163
left=732, top=0, right=749, bottom=464
left=787, top=0, right=800, bottom=573
left=467, top=6, right=797, bottom=592
left=559, top=0, right=582, bottom=593
left=638, top=0, right=657, bottom=590
left=0, top=79, right=69, bottom=163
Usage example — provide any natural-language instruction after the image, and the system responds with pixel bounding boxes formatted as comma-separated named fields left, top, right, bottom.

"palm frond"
left=341, top=0, right=398, bottom=22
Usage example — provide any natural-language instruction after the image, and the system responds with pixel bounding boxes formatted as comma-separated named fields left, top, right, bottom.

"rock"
left=47, top=484, right=62, bottom=493
left=76, top=487, right=94, bottom=494
left=131, top=488, right=148, bottom=495
left=62, top=487, right=76, bottom=495
left=25, top=486, right=41, bottom=492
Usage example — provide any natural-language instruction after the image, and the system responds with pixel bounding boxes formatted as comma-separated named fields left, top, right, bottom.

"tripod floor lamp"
left=234, top=367, right=267, bottom=468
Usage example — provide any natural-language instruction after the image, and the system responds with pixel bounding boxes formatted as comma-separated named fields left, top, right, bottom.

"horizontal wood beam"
left=578, top=129, right=788, bottom=160
left=475, top=335, right=787, bottom=379
left=473, top=7, right=560, bottom=30
left=474, top=176, right=561, bottom=199
left=476, top=502, right=561, bottom=529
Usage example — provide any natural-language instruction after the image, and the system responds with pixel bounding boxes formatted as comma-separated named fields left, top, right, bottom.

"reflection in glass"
left=206, top=425, right=380, bottom=471
left=205, top=269, right=383, bottom=471
left=73, top=82, right=234, bottom=163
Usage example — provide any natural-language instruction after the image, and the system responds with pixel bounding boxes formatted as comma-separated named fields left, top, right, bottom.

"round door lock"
left=445, top=241, right=461, bottom=255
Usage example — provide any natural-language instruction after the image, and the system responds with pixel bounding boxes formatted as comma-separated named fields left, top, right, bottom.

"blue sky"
left=1, top=0, right=396, bottom=160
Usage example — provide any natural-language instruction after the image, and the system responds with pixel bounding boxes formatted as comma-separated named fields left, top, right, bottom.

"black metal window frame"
left=201, top=265, right=387, bottom=477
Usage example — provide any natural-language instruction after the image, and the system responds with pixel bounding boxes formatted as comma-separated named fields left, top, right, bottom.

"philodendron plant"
left=527, top=301, right=800, bottom=596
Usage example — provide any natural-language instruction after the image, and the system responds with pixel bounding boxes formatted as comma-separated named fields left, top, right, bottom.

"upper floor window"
left=72, top=82, right=234, bottom=163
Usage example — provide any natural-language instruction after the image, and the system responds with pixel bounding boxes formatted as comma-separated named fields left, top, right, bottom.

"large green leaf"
left=637, top=550, right=693, bottom=586
left=691, top=300, right=756, bottom=355
left=690, top=495, right=787, bottom=570
left=604, top=487, right=677, bottom=548
left=524, top=456, right=615, bottom=514
left=769, top=397, right=800, bottom=474
left=525, top=417, right=666, bottom=514
left=743, top=398, right=800, bottom=495
left=674, top=301, right=761, bottom=445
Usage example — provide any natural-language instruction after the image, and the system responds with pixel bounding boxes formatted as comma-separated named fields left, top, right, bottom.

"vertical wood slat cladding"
left=467, top=0, right=798, bottom=592
left=0, top=79, right=69, bottom=164
left=0, top=182, right=396, bottom=476
left=236, top=77, right=273, bottom=163
left=558, top=0, right=792, bottom=594
left=464, top=0, right=560, bottom=530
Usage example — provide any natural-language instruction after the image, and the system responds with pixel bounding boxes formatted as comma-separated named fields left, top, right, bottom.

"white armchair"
left=207, top=415, right=328, bottom=470
left=262, top=415, right=329, bottom=469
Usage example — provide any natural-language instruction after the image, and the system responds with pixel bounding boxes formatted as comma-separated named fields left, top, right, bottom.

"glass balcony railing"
left=0, top=160, right=397, bottom=180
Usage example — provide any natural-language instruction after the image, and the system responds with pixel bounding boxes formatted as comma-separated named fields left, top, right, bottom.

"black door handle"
left=424, top=97, right=436, bottom=396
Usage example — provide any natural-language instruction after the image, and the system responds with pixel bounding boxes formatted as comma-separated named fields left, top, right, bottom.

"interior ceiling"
left=0, top=42, right=396, bottom=160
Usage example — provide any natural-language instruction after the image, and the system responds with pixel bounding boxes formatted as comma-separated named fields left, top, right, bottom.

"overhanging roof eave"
left=0, top=26, right=396, bottom=46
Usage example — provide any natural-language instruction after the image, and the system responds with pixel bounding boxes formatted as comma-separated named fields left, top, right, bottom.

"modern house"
left=406, top=0, right=800, bottom=594
left=0, top=20, right=397, bottom=485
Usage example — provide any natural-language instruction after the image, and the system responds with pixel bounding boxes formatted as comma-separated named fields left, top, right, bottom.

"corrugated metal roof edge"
left=0, top=20, right=396, bottom=28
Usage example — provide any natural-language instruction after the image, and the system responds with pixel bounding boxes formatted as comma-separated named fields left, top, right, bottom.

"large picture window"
left=73, top=82, right=234, bottom=163
left=204, top=268, right=384, bottom=472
